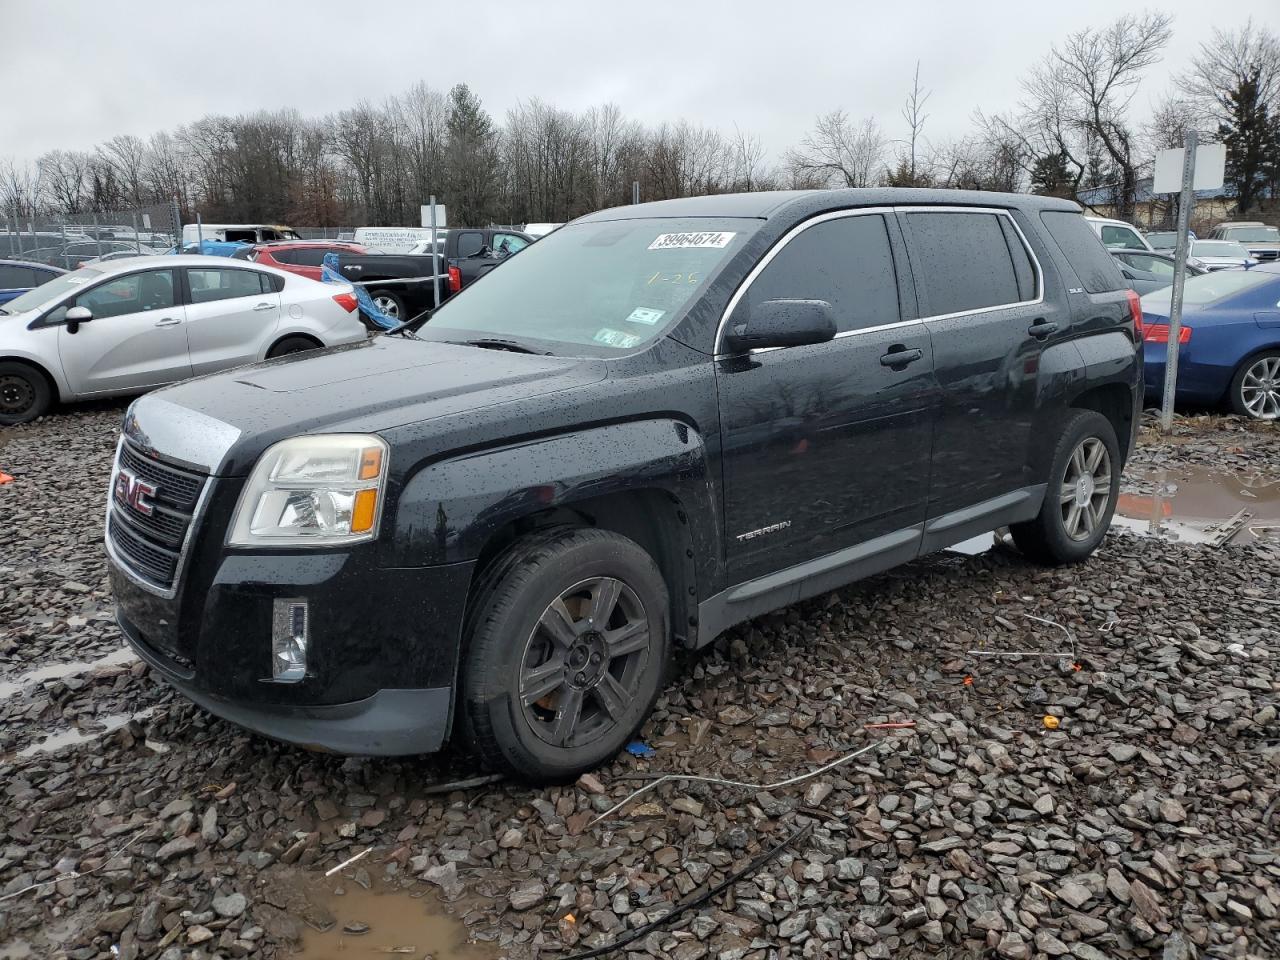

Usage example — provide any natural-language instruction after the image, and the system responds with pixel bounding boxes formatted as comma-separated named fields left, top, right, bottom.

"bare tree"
left=38, top=150, right=94, bottom=214
left=786, top=110, right=887, bottom=188
left=899, top=62, right=932, bottom=185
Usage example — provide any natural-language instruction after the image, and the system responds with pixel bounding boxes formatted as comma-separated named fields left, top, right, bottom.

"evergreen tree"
left=445, top=84, right=499, bottom=225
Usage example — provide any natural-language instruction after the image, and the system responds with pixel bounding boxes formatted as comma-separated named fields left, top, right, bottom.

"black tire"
left=458, top=527, right=669, bottom=783
left=266, top=336, right=321, bottom=359
left=0, top=361, right=51, bottom=426
left=369, top=289, right=405, bottom=322
left=1010, top=409, right=1120, bottom=566
left=1228, top=350, right=1280, bottom=420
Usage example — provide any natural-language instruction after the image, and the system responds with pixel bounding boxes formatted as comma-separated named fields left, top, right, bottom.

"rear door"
left=182, top=266, right=281, bottom=376
left=899, top=208, right=1055, bottom=532
left=716, top=210, right=936, bottom=583
left=55, top=268, right=190, bottom=395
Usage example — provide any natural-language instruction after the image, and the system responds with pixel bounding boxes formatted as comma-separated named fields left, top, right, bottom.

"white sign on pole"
left=1153, top=143, right=1226, bottom=195
left=420, top=204, right=448, bottom=229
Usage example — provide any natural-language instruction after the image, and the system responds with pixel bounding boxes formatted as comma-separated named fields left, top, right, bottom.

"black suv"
left=106, top=189, right=1141, bottom=782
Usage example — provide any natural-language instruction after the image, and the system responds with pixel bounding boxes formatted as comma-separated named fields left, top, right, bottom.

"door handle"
left=1028, top=319, right=1058, bottom=339
left=345, top=265, right=362, bottom=272
left=153, top=318, right=182, bottom=327
left=880, top=345, right=923, bottom=368
left=253, top=302, right=275, bottom=311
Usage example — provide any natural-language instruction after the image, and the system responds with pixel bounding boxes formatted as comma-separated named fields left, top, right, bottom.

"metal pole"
left=632, top=181, right=640, bottom=205
left=1160, top=130, right=1198, bottom=435
left=430, top=195, right=440, bottom=310
left=172, top=196, right=182, bottom=252
left=93, top=213, right=102, bottom=261
left=133, top=212, right=141, bottom=254
left=196, top=212, right=203, bottom=251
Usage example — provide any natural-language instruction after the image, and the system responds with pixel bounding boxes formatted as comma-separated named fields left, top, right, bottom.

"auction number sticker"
left=625, top=307, right=665, bottom=325
left=648, top=231, right=736, bottom=250
left=593, top=328, right=642, bottom=348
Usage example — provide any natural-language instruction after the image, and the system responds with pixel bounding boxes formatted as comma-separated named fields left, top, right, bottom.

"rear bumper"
left=119, top=608, right=451, bottom=755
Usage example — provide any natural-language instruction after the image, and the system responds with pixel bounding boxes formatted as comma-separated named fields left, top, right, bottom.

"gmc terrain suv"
left=106, top=189, right=1142, bottom=782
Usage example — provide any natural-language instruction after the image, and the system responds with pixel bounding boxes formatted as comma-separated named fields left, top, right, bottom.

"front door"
left=716, top=211, right=937, bottom=583
left=897, top=208, right=1058, bottom=523
left=183, top=266, right=280, bottom=376
left=56, top=268, right=190, bottom=395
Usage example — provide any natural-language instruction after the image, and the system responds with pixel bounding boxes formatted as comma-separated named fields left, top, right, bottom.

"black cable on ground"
left=556, top=821, right=815, bottom=960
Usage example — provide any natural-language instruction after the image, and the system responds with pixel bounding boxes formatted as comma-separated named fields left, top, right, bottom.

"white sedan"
left=0, top=255, right=367, bottom=424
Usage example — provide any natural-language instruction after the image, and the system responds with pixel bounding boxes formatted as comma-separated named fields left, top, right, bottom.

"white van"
left=352, top=227, right=445, bottom=254
left=1084, top=216, right=1152, bottom=252
left=181, top=223, right=301, bottom=246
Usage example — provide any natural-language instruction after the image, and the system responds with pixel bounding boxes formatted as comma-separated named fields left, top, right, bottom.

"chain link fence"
left=2, top=203, right=182, bottom=268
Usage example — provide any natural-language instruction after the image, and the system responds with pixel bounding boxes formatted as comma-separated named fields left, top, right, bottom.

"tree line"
left=2, top=15, right=1277, bottom=229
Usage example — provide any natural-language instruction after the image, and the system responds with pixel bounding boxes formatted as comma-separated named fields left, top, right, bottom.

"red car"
left=235, top=241, right=368, bottom=281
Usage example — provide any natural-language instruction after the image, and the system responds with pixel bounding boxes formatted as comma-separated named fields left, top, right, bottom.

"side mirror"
left=723, top=299, right=837, bottom=353
left=65, top=305, right=93, bottom=335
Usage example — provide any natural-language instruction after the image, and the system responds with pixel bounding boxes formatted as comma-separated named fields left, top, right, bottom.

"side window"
left=739, top=214, right=900, bottom=334
left=905, top=212, right=1022, bottom=316
left=998, top=217, right=1039, bottom=302
left=1039, top=212, right=1126, bottom=294
left=188, top=268, right=268, bottom=304
left=491, top=233, right=529, bottom=257
left=77, top=270, right=175, bottom=319
left=287, top=248, right=329, bottom=267
left=1100, top=224, right=1142, bottom=249
left=0, top=265, right=36, bottom=287
left=456, top=232, right=485, bottom=258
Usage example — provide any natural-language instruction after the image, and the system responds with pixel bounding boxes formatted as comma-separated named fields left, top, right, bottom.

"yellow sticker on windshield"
left=593, top=328, right=642, bottom=348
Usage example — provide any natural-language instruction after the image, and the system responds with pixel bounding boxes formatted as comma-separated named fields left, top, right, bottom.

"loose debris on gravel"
left=1, top=404, right=1277, bottom=960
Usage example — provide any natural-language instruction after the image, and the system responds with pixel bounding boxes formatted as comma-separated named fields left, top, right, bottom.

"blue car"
left=0, top=259, right=66, bottom=305
left=1140, top=263, right=1280, bottom=419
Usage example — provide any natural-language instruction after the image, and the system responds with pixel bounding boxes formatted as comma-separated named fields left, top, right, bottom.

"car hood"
left=124, top=336, right=608, bottom=476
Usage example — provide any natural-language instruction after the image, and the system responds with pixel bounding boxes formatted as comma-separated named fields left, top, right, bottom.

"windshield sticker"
left=625, top=307, right=665, bottom=326
left=648, top=231, right=736, bottom=251
left=65, top=277, right=89, bottom=284
left=593, top=328, right=642, bottom=348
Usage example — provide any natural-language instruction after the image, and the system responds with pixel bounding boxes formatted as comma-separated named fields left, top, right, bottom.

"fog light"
left=271, top=598, right=309, bottom=682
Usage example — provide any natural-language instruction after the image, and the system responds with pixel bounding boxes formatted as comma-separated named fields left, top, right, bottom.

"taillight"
left=1126, top=289, right=1143, bottom=339
left=448, top=265, right=461, bottom=294
left=1143, top=323, right=1192, bottom=344
left=332, top=292, right=358, bottom=313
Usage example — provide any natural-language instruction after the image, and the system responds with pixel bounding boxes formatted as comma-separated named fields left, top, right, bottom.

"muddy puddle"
left=15, top=706, right=156, bottom=758
left=0, top=646, right=136, bottom=701
left=1114, top=465, right=1280, bottom=546
left=293, top=880, right=496, bottom=960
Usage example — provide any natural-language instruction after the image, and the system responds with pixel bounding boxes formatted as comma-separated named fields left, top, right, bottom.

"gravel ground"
left=1, top=403, right=1277, bottom=960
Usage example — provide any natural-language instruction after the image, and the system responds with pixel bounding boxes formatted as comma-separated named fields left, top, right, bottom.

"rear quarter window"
left=903, top=211, right=1025, bottom=315
left=1039, top=212, right=1126, bottom=294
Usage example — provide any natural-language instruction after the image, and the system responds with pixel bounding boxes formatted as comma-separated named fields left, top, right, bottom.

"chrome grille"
left=107, top=440, right=209, bottom=592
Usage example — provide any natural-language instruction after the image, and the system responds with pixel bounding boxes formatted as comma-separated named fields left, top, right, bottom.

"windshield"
left=1224, top=226, right=1280, bottom=242
left=0, top=268, right=100, bottom=314
left=1141, top=268, right=1274, bottom=313
left=1193, top=241, right=1249, bottom=258
left=420, top=217, right=757, bottom=355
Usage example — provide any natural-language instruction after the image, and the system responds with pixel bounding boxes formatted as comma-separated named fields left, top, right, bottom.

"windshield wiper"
left=463, top=338, right=551, bottom=355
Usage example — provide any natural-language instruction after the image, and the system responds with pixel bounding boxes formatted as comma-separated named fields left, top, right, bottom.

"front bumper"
left=119, top=609, right=450, bottom=755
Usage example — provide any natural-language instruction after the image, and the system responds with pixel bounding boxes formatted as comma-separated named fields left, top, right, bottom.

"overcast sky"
left=0, top=1, right=1260, bottom=167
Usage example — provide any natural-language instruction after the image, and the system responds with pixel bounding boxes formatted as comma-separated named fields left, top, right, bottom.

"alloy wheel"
left=1240, top=356, right=1280, bottom=420
left=372, top=296, right=400, bottom=319
left=519, top=576, right=650, bottom=749
left=0, top=374, right=35, bottom=416
left=1058, top=437, right=1112, bottom=542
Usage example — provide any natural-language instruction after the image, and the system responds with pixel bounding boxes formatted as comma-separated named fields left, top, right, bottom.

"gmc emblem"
left=114, top=469, right=157, bottom=516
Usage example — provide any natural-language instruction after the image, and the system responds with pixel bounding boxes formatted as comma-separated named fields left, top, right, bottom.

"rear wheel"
left=266, top=336, right=321, bottom=359
left=1010, top=410, right=1120, bottom=565
left=0, top=361, right=51, bottom=425
left=458, top=528, right=669, bottom=783
left=370, top=290, right=405, bottom=321
left=1229, top=351, right=1280, bottom=420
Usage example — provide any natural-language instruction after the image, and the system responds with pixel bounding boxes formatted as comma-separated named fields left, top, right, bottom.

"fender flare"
left=0, top=349, right=73, bottom=401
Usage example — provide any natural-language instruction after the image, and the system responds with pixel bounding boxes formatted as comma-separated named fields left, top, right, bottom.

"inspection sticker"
left=625, top=307, right=665, bottom=325
left=648, top=231, right=736, bottom=250
left=593, top=328, right=642, bottom=348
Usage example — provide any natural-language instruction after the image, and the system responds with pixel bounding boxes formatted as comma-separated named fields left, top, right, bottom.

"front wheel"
left=1010, top=410, right=1120, bottom=565
left=458, top=528, right=669, bottom=783
left=0, top=361, right=52, bottom=426
left=1229, top=351, right=1280, bottom=420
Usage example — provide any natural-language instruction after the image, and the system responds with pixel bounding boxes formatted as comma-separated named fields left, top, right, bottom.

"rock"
left=1129, top=879, right=1166, bottom=924
left=718, top=705, right=752, bottom=725
left=576, top=773, right=606, bottom=795
left=1158, top=798, right=1187, bottom=823
left=1036, top=931, right=1070, bottom=956
left=509, top=880, right=546, bottom=911
left=187, top=926, right=214, bottom=945
left=200, top=805, right=219, bottom=844
left=498, top=828, right=524, bottom=848
left=1108, top=743, right=1138, bottom=763
left=211, top=893, right=246, bottom=919
left=1034, top=795, right=1056, bottom=816
left=996, top=932, right=1031, bottom=959
left=671, top=796, right=704, bottom=817
left=920, top=837, right=964, bottom=854
left=155, top=836, right=196, bottom=862
left=98, top=907, right=134, bottom=934
left=342, top=922, right=369, bottom=935
left=1106, top=867, right=1131, bottom=903
left=1058, top=881, right=1092, bottom=909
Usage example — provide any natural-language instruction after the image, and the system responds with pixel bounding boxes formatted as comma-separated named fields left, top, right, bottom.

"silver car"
left=0, top=255, right=367, bottom=424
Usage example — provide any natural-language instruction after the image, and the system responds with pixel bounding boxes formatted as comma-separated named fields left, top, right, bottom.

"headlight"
left=228, top=434, right=388, bottom=547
